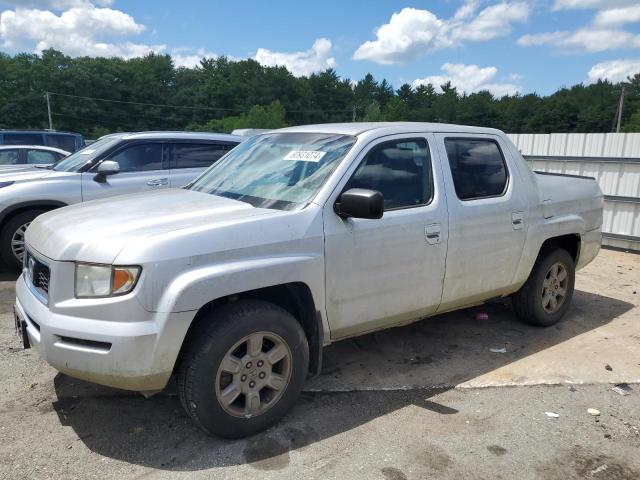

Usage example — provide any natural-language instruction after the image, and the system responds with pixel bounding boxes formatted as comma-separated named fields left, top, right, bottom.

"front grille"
left=37, top=268, right=50, bottom=294
left=25, top=250, right=50, bottom=302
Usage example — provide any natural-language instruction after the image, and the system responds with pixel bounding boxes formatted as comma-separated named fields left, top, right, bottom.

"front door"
left=81, top=141, right=169, bottom=201
left=323, top=134, right=449, bottom=339
left=435, top=133, right=527, bottom=311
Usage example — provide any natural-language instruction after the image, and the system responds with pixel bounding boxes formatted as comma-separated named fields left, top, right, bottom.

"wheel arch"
left=175, top=282, right=324, bottom=377
left=0, top=200, right=67, bottom=229
left=537, top=233, right=581, bottom=263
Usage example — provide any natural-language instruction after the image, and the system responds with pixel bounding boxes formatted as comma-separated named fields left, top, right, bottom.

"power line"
left=46, top=91, right=354, bottom=114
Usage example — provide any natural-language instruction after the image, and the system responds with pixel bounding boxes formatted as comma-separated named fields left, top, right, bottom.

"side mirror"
left=97, top=160, right=120, bottom=175
left=335, top=188, right=384, bottom=219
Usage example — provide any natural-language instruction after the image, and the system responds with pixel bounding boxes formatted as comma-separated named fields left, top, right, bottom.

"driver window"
left=344, top=138, right=432, bottom=210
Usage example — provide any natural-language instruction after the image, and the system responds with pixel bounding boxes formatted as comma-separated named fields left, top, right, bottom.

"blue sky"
left=1, top=0, right=639, bottom=96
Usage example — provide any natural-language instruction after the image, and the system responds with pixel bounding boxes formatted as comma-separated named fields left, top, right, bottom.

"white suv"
left=0, top=132, right=241, bottom=269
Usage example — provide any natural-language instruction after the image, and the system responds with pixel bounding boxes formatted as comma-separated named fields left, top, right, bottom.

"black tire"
left=0, top=209, right=46, bottom=271
left=512, top=248, right=575, bottom=327
left=177, top=299, right=309, bottom=438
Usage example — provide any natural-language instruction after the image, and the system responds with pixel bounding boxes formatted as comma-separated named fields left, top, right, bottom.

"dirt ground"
left=1, top=248, right=639, bottom=479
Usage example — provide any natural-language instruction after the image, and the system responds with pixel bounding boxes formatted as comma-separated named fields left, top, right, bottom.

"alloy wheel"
left=215, top=331, right=292, bottom=418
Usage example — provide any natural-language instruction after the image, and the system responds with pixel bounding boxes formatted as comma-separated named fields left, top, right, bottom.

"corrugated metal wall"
left=506, top=133, right=640, bottom=252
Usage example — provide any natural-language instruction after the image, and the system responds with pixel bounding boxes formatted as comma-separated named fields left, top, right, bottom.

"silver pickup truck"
left=14, top=122, right=602, bottom=438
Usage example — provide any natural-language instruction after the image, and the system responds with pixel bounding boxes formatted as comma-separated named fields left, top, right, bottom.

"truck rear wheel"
left=512, top=248, right=575, bottom=327
left=177, top=299, right=309, bottom=438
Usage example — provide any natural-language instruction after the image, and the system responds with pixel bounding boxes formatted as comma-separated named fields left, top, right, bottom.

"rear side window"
left=344, top=138, right=432, bottom=210
left=173, top=143, right=231, bottom=169
left=444, top=138, right=508, bottom=200
left=110, top=143, right=163, bottom=172
left=46, top=134, right=76, bottom=152
left=3, top=133, right=44, bottom=145
left=0, top=149, right=19, bottom=165
left=26, top=149, right=59, bottom=164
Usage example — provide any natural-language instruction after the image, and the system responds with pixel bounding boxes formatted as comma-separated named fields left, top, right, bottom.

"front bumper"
left=15, top=272, right=196, bottom=392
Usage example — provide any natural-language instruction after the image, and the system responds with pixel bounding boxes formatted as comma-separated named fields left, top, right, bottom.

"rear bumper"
left=15, top=273, right=196, bottom=392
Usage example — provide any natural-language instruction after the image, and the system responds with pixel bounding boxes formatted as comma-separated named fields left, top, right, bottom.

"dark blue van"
left=0, top=130, right=85, bottom=152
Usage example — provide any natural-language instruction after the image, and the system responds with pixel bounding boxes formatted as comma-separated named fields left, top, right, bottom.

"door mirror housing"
left=336, top=188, right=384, bottom=219
left=97, top=160, right=120, bottom=175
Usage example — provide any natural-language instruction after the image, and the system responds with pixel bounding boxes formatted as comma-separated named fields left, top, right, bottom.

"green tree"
left=188, top=101, right=287, bottom=133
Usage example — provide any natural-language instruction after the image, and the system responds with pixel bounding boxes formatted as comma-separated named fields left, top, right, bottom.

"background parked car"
left=0, top=131, right=241, bottom=269
left=0, top=145, right=69, bottom=172
left=0, top=130, right=84, bottom=152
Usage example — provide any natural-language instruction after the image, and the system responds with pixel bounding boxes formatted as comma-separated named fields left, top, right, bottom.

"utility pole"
left=615, top=84, right=626, bottom=133
left=45, top=92, right=53, bottom=130
left=352, top=105, right=357, bottom=122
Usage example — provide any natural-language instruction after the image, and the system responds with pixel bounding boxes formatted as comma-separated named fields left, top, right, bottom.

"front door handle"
left=147, top=178, right=169, bottom=187
left=511, top=211, right=524, bottom=230
left=425, top=224, right=442, bottom=245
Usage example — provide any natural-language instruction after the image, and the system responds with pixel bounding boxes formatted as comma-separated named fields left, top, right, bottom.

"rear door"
left=169, top=142, right=235, bottom=187
left=435, top=133, right=527, bottom=311
left=81, top=141, right=170, bottom=201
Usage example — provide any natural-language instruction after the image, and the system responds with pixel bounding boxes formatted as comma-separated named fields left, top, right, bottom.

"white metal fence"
left=507, top=133, right=640, bottom=252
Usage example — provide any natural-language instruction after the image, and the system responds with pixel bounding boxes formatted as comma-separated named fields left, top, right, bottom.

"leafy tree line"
left=0, top=49, right=639, bottom=138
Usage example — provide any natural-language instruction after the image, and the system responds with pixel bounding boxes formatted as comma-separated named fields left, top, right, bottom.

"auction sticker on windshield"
left=284, top=150, right=326, bottom=162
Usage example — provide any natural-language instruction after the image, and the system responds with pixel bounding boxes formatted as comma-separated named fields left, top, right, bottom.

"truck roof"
left=274, top=122, right=505, bottom=136
left=105, top=131, right=243, bottom=142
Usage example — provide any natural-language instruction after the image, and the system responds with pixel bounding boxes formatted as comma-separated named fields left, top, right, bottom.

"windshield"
left=188, top=132, right=356, bottom=210
left=53, top=136, right=121, bottom=172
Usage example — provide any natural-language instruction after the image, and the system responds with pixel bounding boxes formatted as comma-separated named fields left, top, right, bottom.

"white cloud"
left=0, top=3, right=164, bottom=58
left=254, top=38, right=336, bottom=77
left=353, top=2, right=530, bottom=65
left=522, top=0, right=640, bottom=53
left=553, top=0, right=639, bottom=10
left=517, top=31, right=569, bottom=47
left=171, top=48, right=218, bottom=68
left=593, top=5, right=640, bottom=27
left=412, top=63, right=522, bottom=97
left=587, top=58, right=640, bottom=83
left=1, top=0, right=113, bottom=8
left=453, top=1, right=530, bottom=42
left=518, top=28, right=640, bottom=52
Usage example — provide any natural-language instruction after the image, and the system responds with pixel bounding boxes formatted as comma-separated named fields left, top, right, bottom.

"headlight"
left=75, top=263, right=141, bottom=298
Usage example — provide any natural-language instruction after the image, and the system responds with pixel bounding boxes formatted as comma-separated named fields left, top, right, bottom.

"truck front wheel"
left=512, top=248, right=575, bottom=327
left=177, top=299, right=309, bottom=438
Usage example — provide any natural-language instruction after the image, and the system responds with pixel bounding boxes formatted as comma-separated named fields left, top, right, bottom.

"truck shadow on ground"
left=52, top=289, right=633, bottom=471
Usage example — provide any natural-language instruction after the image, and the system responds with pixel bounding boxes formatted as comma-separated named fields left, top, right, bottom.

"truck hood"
left=26, top=189, right=276, bottom=263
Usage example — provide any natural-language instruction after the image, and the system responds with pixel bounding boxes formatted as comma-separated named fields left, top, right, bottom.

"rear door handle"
left=425, top=224, right=442, bottom=245
left=512, top=211, right=524, bottom=230
left=147, top=178, right=169, bottom=187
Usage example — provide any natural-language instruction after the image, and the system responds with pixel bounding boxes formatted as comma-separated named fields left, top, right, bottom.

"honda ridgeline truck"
left=15, top=123, right=602, bottom=438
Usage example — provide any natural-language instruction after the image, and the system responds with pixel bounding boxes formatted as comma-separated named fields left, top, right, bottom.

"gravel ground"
left=1, top=249, right=639, bottom=479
